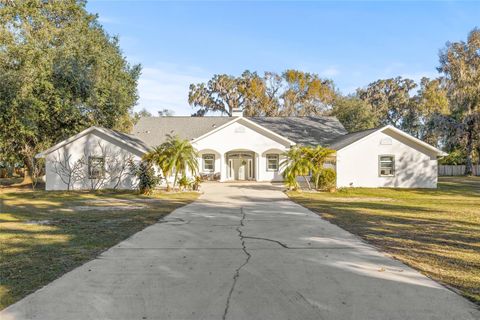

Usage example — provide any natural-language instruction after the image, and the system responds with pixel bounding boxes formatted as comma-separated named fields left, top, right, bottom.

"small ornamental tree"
left=130, top=161, right=160, bottom=195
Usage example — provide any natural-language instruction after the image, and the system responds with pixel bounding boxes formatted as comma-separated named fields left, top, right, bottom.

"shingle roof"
left=249, top=117, right=347, bottom=146
left=326, top=127, right=380, bottom=150
left=132, top=116, right=347, bottom=147
left=133, top=117, right=234, bottom=147
left=101, top=128, right=150, bottom=152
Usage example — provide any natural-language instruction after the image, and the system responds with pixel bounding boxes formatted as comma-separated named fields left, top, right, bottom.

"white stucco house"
left=36, top=109, right=447, bottom=190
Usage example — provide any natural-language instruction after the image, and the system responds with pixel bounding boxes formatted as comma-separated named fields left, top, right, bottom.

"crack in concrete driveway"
left=222, top=208, right=251, bottom=320
left=1, top=182, right=479, bottom=320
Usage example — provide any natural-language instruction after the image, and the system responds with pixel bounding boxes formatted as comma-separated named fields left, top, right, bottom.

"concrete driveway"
left=2, top=183, right=478, bottom=320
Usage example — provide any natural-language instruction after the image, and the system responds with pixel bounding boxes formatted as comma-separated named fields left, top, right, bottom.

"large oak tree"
left=188, top=70, right=337, bottom=117
left=0, top=0, right=140, bottom=178
left=356, top=77, right=417, bottom=130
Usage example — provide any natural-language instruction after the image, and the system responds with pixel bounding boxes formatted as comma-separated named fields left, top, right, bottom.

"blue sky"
left=86, top=1, right=480, bottom=115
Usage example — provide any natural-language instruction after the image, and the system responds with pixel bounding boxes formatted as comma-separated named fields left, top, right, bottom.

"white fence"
left=438, top=165, right=480, bottom=176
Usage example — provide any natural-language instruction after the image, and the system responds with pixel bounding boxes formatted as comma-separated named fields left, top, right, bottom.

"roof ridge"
left=137, top=115, right=338, bottom=119
left=247, top=115, right=338, bottom=118
left=138, top=116, right=233, bottom=119
left=340, top=127, right=380, bottom=136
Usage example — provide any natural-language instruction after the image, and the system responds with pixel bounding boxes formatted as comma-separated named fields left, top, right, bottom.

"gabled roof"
left=327, top=125, right=447, bottom=156
left=327, top=127, right=380, bottom=150
left=35, top=127, right=149, bottom=158
left=133, top=116, right=347, bottom=147
left=191, top=117, right=296, bottom=146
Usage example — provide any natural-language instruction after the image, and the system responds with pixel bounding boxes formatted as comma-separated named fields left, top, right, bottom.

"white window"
left=379, top=155, right=395, bottom=176
left=266, top=154, right=279, bottom=172
left=88, top=156, right=105, bottom=179
left=202, top=154, right=215, bottom=172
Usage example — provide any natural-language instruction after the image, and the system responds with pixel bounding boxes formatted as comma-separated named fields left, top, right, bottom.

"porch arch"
left=224, top=149, right=258, bottom=181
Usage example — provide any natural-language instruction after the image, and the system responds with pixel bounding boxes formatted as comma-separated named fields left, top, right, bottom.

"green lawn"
left=288, top=177, right=480, bottom=305
left=0, top=188, right=199, bottom=310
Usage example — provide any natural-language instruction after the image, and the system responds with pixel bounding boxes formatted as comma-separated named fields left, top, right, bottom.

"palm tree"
left=309, top=146, right=336, bottom=189
left=168, top=137, right=199, bottom=190
left=281, top=145, right=335, bottom=190
left=143, top=135, right=198, bottom=191
left=281, top=146, right=312, bottom=190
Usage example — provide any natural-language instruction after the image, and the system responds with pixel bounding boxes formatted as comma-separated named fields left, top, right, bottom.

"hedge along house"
left=36, top=109, right=447, bottom=190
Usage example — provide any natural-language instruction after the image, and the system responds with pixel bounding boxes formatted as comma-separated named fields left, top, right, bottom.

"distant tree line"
left=132, top=108, right=175, bottom=123
left=189, top=29, right=480, bottom=175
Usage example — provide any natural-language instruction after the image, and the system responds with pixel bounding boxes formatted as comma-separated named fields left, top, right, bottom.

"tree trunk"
left=464, top=119, right=475, bottom=176
left=477, top=144, right=480, bottom=166
left=21, top=155, right=34, bottom=185
left=173, top=171, right=179, bottom=191
left=163, top=170, right=171, bottom=191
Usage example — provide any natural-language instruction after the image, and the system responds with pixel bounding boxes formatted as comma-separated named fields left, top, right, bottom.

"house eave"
left=35, top=126, right=148, bottom=159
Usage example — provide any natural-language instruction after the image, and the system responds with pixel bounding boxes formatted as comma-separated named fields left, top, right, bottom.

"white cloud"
left=136, top=65, right=208, bottom=116
left=319, top=66, right=340, bottom=77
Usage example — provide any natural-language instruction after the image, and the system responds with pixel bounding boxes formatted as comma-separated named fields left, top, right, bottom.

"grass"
left=0, top=188, right=199, bottom=310
left=287, top=176, right=480, bottom=305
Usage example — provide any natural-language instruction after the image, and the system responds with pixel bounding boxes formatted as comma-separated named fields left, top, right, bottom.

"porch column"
left=256, top=152, right=260, bottom=181
left=219, top=152, right=226, bottom=182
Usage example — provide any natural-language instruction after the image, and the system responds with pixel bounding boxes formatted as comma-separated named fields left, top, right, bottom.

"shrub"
left=178, top=176, right=191, bottom=191
left=131, top=161, right=160, bottom=195
left=313, top=168, right=336, bottom=191
left=282, top=145, right=335, bottom=190
left=192, top=176, right=202, bottom=191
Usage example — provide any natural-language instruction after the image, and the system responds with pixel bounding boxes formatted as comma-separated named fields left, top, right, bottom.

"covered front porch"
left=192, top=116, right=292, bottom=182
left=197, top=148, right=284, bottom=182
left=225, top=150, right=256, bottom=181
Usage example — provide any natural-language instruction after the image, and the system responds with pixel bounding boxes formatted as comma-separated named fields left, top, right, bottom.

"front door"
left=238, top=161, right=246, bottom=180
left=226, top=152, right=255, bottom=181
left=246, top=159, right=253, bottom=180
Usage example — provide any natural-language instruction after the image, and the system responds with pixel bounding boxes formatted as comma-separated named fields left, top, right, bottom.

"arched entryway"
left=225, top=150, right=256, bottom=181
